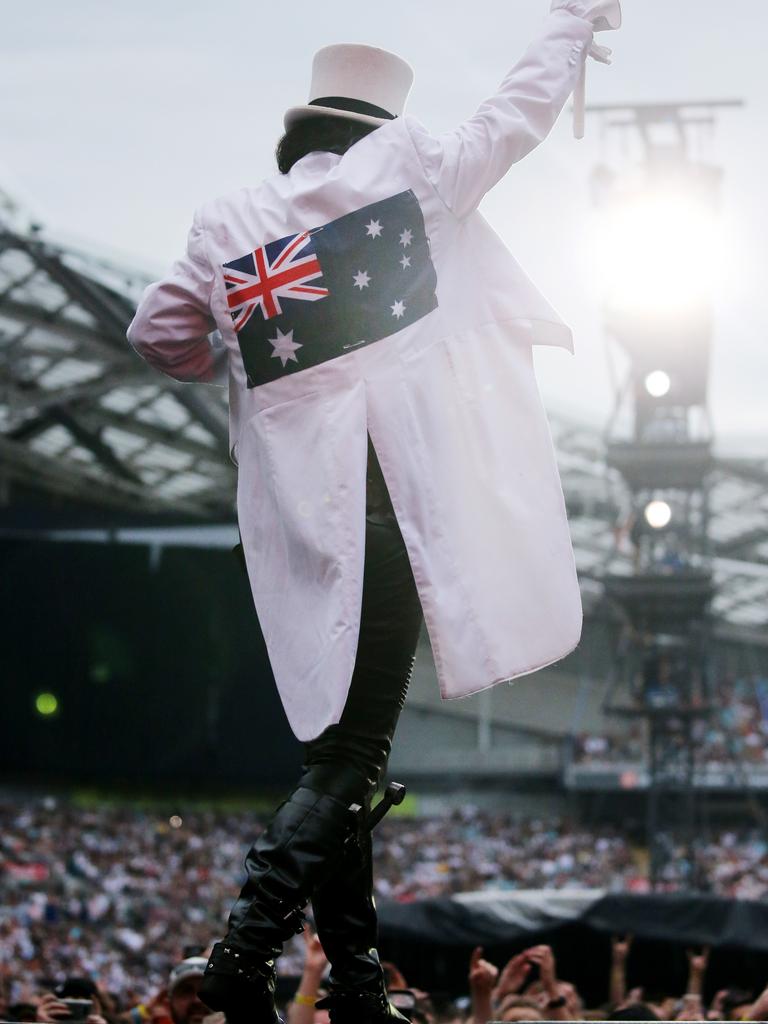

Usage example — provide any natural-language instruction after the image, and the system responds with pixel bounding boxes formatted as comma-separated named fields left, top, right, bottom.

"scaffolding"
left=588, top=100, right=753, bottom=887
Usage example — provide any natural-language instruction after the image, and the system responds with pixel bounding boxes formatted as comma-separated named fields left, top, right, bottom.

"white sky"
left=2, top=0, right=766, bottom=453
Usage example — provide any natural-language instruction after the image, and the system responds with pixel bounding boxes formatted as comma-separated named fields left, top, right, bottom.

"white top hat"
left=284, top=43, right=414, bottom=130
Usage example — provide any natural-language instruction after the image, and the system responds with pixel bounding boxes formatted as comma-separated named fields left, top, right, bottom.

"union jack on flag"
left=223, top=230, right=329, bottom=332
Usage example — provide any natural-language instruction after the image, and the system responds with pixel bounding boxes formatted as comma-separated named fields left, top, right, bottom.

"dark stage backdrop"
left=378, top=893, right=768, bottom=1007
left=2, top=539, right=303, bottom=789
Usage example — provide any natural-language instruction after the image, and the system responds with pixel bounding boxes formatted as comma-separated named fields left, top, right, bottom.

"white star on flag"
left=353, top=270, right=371, bottom=290
left=366, top=220, right=383, bottom=239
left=399, top=228, right=413, bottom=247
left=269, top=327, right=302, bottom=367
left=391, top=300, right=406, bottom=319
left=400, top=255, right=411, bottom=269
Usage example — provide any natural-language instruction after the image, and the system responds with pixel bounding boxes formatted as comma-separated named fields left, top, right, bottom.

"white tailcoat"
left=127, top=9, right=594, bottom=741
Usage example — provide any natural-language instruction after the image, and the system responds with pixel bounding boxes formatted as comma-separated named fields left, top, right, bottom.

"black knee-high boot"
left=312, top=802, right=409, bottom=1023
left=200, top=782, right=362, bottom=1024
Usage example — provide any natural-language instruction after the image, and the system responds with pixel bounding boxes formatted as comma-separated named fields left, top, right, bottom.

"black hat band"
left=309, top=96, right=396, bottom=120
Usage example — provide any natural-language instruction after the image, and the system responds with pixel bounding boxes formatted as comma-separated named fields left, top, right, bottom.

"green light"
left=35, top=693, right=59, bottom=716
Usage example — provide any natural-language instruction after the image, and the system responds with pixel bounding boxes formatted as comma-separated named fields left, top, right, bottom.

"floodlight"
left=645, top=370, right=671, bottom=397
left=644, top=500, right=672, bottom=529
left=590, top=188, right=722, bottom=318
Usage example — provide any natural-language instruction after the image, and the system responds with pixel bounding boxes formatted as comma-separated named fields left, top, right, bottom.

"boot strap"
left=258, top=890, right=307, bottom=936
left=205, top=942, right=278, bottom=985
left=315, top=987, right=390, bottom=1012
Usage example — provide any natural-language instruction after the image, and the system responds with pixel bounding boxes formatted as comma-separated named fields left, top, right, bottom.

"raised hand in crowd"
left=34, top=994, right=74, bottom=1024
left=707, top=988, right=727, bottom=1021
left=523, top=945, right=573, bottom=1021
left=609, top=933, right=633, bottom=1008
left=493, top=951, right=532, bottom=1006
left=468, top=945, right=499, bottom=1024
left=88, top=994, right=111, bottom=1024
left=35, top=993, right=108, bottom=1024
left=287, top=923, right=329, bottom=1024
left=685, top=946, right=710, bottom=997
left=660, top=947, right=709, bottom=1020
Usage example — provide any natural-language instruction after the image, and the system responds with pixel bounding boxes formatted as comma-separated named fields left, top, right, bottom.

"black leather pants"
left=298, top=436, right=423, bottom=805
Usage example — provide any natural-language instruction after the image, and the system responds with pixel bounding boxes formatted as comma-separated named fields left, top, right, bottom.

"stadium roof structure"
left=2, top=189, right=767, bottom=638
left=0, top=187, right=231, bottom=520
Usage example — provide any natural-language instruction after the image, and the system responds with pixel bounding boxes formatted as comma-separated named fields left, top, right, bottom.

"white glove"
left=550, top=0, right=622, bottom=139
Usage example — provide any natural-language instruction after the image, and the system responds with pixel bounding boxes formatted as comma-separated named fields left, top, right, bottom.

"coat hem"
left=437, top=622, right=583, bottom=702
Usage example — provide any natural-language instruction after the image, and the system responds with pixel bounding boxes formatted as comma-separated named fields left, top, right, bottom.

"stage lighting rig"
left=594, top=170, right=724, bottom=313
left=585, top=99, right=743, bottom=889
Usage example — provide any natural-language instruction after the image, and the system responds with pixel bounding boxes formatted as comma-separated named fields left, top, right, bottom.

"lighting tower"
left=588, top=100, right=742, bottom=889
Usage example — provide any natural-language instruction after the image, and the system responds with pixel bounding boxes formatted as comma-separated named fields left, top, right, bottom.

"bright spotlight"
left=644, top=500, right=672, bottom=529
left=35, top=692, right=59, bottom=716
left=590, top=189, right=722, bottom=317
left=645, top=371, right=671, bottom=397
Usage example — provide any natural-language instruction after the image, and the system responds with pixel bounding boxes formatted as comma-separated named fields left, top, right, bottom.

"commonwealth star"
left=269, top=327, right=302, bottom=367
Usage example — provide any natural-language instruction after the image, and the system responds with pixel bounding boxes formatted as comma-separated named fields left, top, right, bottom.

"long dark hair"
left=275, top=115, right=378, bottom=173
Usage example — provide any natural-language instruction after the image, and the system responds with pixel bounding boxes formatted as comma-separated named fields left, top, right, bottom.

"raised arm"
left=468, top=946, right=499, bottom=1024
left=126, top=208, right=228, bottom=385
left=407, top=1, right=620, bottom=218
left=609, top=934, right=632, bottom=1008
left=286, top=926, right=329, bottom=1024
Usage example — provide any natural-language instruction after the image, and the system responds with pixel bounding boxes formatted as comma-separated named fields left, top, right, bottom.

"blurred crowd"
left=696, top=676, right=768, bottom=769
left=3, top=798, right=768, bottom=1022
left=648, top=831, right=768, bottom=899
left=373, top=809, right=638, bottom=899
left=572, top=674, right=768, bottom=771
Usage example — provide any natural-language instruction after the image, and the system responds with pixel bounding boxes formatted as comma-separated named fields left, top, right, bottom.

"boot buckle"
left=259, top=888, right=307, bottom=935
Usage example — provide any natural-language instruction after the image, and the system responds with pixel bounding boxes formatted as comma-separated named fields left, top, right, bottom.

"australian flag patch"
left=221, top=190, right=438, bottom=388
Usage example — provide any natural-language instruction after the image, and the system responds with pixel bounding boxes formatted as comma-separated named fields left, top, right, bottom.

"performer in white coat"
left=127, top=2, right=621, bottom=1021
